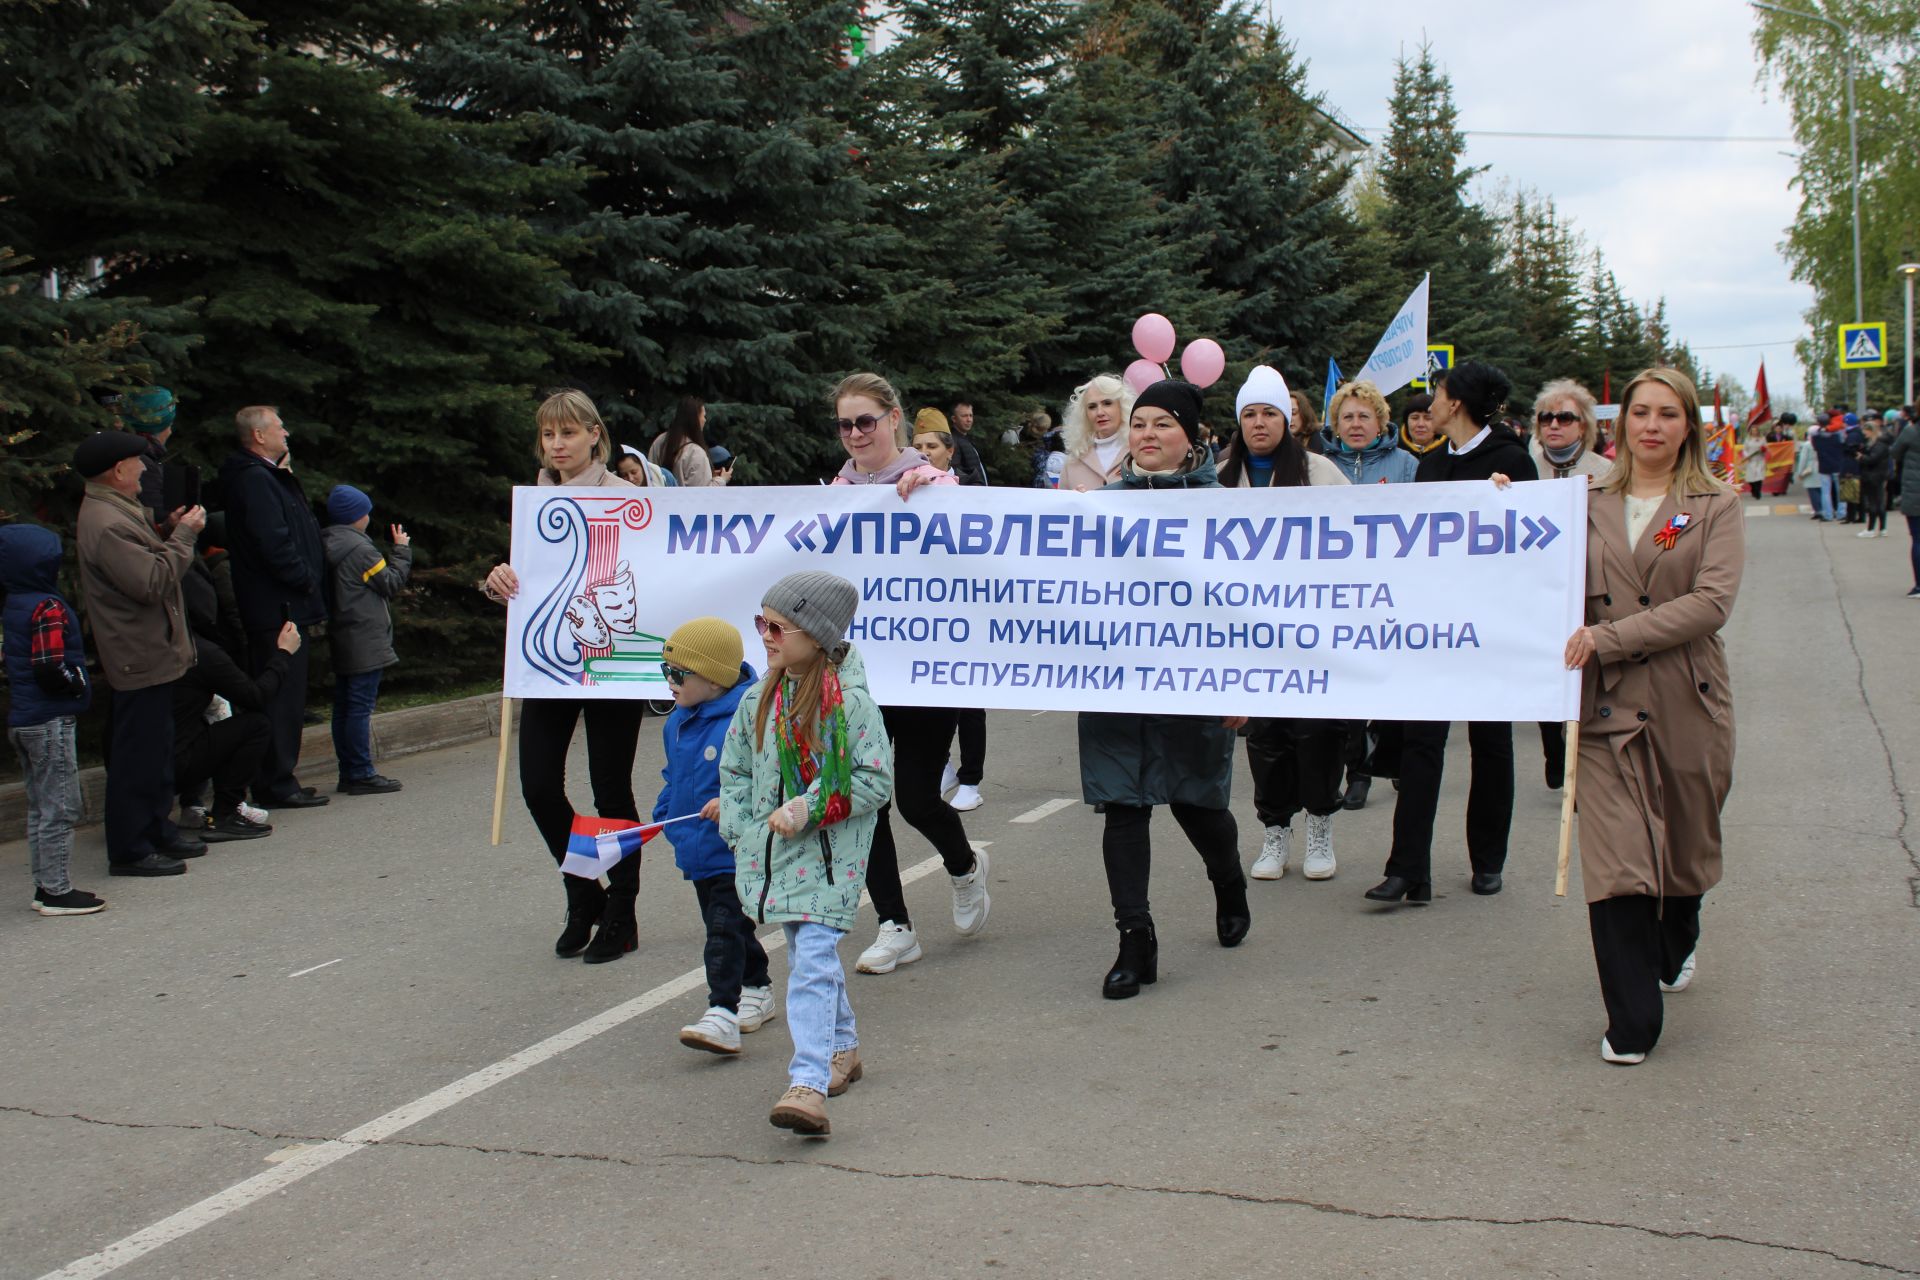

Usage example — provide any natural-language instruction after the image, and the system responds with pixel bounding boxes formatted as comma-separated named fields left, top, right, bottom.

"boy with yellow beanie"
left=657, top=618, right=772, bottom=1054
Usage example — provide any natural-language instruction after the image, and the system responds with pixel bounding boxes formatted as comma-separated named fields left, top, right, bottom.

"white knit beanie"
left=1236, top=366, right=1292, bottom=424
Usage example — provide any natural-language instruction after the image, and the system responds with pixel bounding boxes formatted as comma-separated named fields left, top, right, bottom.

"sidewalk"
left=0, top=690, right=510, bottom=831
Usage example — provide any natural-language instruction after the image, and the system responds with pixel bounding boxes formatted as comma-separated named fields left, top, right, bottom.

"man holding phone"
left=217, top=406, right=330, bottom=809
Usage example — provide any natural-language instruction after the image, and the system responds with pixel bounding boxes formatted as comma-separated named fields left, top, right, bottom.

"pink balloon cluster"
left=1128, top=313, right=1226, bottom=391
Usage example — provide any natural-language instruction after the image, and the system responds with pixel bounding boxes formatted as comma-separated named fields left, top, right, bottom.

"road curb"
left=0, top=690, right=508, bottom=832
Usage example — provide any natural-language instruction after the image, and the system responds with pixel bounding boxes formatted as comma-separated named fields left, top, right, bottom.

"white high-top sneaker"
left=950, top=849, right=991, bottom=935
left=1250, top=826, right=1290, bottom=879
left=1302, top=813, right=1336, bottom=880
left=737, top=985, right=777, bottom=1032
left=679, top=1006, right=741, bottom=1054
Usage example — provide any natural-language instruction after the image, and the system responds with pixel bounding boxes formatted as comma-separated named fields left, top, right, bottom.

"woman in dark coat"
left=1079, top=380, right=1249, bottom=999
left=1563, top=367, right=1743, bottom=1065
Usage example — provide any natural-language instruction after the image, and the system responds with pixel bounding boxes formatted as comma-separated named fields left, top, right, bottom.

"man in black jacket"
left=949, top=401, right=991, bottom=487
left=1368, top=361, right=1539, bottom=906
left=217, top=406, right=329, bottom=809
left=174, top=570, right=293, bottom=841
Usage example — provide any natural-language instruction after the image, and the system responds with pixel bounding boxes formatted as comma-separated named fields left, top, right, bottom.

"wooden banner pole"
left=1554, top=718, right=1581, bottom=897
left=490, top=694, right=515, bottom=847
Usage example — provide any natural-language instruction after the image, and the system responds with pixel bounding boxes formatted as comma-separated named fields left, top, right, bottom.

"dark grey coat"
left=1890, top=424, right=1920, bottom=518
left=321, top=525, right=411, bottom=675
left=1076, top=452, right=1236, bottom=810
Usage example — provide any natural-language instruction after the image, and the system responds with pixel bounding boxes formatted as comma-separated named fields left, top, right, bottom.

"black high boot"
left=555, top=874, right=606, bottom=958
left=1103, top=924, right=1158, bottom=999
left=583, top=855, right=640, bottom=963
left=1214, top=881, right=1251, bottom=947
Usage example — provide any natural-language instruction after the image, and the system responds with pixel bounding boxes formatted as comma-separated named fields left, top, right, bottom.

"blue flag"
left=1323, top=359, right=1343, bottom=418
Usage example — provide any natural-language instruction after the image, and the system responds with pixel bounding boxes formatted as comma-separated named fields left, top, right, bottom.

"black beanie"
left=1133, top=379, right=1204, bottom=442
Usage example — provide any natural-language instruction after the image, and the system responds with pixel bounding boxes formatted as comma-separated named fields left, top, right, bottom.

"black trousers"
left=693, top=875, right=771, bottom=1014
left=956, top=707, right=987, bottom=787
left=174, top=711, right=272, bottom=814
left=1539, top=721, right=1566, bottom=787
left=1385, top=720, right=1513, bottom=882
left=1245, top=718, right=1346, bottom=827
left=105, top=684, right=177, bottom=864
left=246, top=629, right=310, bottom=801
left=1588, top=893, right=1703, bottom=1054
left=866, top=704, right=977, bottom=929
left=1102, top=802, right=1242, bottom=931
left=1343, top=721, right=1372, bottom=786
left=518, top=698, right=644, bottom=892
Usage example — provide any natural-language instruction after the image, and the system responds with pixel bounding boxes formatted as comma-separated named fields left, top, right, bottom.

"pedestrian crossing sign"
left=1838, top=322, right=1888, bottom=369
left=1411, top=344, right=1454, bottom=391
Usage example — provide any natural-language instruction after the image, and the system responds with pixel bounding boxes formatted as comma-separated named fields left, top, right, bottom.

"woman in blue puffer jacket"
left=1325, top=380, right=1419, bottom=486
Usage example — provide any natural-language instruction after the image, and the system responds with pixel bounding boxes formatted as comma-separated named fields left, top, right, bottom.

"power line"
left=1691, top=339, right=1804, bottom=350
left=1360, top=127, right=1793, bottom=144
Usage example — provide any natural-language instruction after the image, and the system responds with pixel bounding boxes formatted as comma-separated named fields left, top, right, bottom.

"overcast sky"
left=1281, top=0, right=1814, bottom=405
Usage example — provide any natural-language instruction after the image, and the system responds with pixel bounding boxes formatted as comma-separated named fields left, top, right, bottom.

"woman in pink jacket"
left=1058, top=374, right=1136, bottom=493
left=826, top=373, right=992, bottom=977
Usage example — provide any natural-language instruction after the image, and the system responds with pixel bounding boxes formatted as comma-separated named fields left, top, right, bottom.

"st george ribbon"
left=503, top=479, right=1588, bottom=723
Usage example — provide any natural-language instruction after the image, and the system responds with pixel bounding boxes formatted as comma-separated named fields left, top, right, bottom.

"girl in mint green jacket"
left=719, top=572, right=891, bottom=1137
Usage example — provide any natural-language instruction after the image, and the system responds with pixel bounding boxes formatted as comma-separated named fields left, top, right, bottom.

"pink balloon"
left=1124, top=359, right=1163, bottom=394
left=1181, top=338, right=1225, bottom=389
left=1132, top=313, right=1177, bottom=364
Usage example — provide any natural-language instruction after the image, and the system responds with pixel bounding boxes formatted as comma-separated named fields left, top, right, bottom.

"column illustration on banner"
left=519, top=495, right=666, bottom=688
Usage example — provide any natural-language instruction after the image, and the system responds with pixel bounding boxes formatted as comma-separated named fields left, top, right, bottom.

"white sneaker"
left=738, top=985, right=777, bottom=1032
left=1660, top=951, right=1696, bottom=993
left=237, top=800, right=270, bottom=824
left=1302, top=814, right=1336, bottom=880
left=940, top=761, right=960, bottom=794
left=179, top=805, right=208, bottom=829
left=950, top=848, right=991, bottom=936
left=856, top=921, right=923, bottom=974
left=1250, top=826, right=1290, bottom=879
left=679, top=1007, right=741, bottom=1055
left=1600, top=1036, right=1646, bottom=1065
left=949, top=783, right=983, bottom=812
left=1858, top=529, right=1877, bottom=538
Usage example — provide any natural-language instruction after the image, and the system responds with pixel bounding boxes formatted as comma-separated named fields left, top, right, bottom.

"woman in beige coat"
left=1562, top=367, right=1743, bottom=1066
left=1058, top=374, right=1135, bottom=492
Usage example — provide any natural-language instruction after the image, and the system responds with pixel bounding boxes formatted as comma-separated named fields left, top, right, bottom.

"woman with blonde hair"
left=1059, top=374, right=1136, bottom=492
left=822, top=372, right=991, bottom=976
left=1531, top=379, right=1612, bottom=482
left=1325, top=380, right=1418, bottom=485
left=1561, top=367, right=1742, bottom=1064
left=482, top=390, right=648, bottom=964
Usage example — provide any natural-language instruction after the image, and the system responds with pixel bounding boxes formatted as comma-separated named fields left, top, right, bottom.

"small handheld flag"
left=560, top=811, right=704, bottom=879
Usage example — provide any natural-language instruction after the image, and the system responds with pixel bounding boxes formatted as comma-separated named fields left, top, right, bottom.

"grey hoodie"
left=321, top=524, right=413, bottom=675
left=833, top=446, right=946, bottom=486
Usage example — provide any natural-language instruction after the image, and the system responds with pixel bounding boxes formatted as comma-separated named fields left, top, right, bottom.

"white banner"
left=1356, top=273, right=1430, bottom=396
left=502, top=479, right=1587, bottom=721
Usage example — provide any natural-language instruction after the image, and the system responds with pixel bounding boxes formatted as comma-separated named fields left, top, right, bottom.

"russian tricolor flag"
left=559, top=811, right=702, bottom=880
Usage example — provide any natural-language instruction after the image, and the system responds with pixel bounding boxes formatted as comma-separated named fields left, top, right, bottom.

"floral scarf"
left=772, top=666, right=853, bottom=827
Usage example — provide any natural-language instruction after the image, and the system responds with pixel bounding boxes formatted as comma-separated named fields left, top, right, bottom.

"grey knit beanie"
left=761, top=572, right=859, bottom=658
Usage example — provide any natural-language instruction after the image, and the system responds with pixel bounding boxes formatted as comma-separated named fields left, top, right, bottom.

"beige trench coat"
left=1575, top=484, right=1743, bottom=904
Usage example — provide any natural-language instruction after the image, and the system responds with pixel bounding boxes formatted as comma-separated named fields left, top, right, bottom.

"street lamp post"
left=1753, top=1, right=1865, bottom=413
left=1899, top=265, right=1920, bottom=406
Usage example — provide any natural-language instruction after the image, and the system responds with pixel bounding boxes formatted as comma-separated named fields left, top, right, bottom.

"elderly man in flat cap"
left=72, top=431, right=210, bottom=876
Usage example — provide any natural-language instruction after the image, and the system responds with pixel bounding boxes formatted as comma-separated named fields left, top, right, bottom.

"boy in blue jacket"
left=1, top=525, right=104, bottom=915
left=656, top=618, right=772, bottom=1055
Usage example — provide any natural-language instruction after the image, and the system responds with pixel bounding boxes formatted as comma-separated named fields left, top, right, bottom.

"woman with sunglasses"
left=827, top=372, right=991, bottom=975
left=1528, top=379, right=1612, bottom=790
left=482, top=390, right=648, bottom=963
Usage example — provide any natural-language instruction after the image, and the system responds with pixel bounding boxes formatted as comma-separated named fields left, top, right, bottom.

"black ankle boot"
left=1214, top=881, right=1251, bottom=947
left=582, top=892, right=637, bottom=963
left=1103, top=925, right=1158, bottom=999
left=1363, top=875, right=1433, bottom=904
left=555, top=875, right=607, bottom=957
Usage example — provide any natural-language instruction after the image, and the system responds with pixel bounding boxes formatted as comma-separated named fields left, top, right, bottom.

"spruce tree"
left=1502, top=192, right=1585, bottom=406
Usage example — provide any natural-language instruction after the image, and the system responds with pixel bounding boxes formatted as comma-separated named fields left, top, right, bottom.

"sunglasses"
left=660, top=663, right=690, bottom=687
left=754, top=615, right=808, bottom=642
left=1536, top=411, right=1582, bottom=427
left=835, top=413, right=886, bottom=437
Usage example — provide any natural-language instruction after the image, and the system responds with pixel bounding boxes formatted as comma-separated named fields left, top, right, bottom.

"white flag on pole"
left=1355, top=274, right=1430, bottom=396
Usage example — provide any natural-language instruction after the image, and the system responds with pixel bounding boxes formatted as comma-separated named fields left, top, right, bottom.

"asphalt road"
left=3, top=506, right=1915, bottom=1279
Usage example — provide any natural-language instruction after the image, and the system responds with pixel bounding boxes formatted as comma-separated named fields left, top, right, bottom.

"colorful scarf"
left=772, top=666, right=853, bottom=828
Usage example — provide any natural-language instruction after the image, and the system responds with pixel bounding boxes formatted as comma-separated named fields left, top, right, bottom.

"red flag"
left=1602, top=369, right=1611, bottom=404
left=1712, top=384, right=1724, bottom=425
left=1745, top=362, right=1771, bottom=430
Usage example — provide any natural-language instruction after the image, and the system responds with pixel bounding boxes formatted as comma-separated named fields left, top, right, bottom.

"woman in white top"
left=1058, top=374, right=1136, bottom=492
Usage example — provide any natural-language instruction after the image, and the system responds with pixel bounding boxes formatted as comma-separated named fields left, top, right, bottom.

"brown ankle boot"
left=828, top=1048, right=863, bottom=1097
left=770, top=1086, right=829, bottom=1135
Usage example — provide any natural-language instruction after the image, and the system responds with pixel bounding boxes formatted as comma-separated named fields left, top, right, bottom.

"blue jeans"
left=1823, top=473, right=1846, bottom=520
left=782, top=922, right=857, bottom=1093
left=332, top=669, right=384, bottom=783
left=9, top=716, right=81, bottom=894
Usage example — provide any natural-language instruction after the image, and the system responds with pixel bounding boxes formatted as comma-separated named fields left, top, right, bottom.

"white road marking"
left=1009, top=797, right=1076, bottom=824
left=287, top=959, right=344, bottom=978
left=40, top=856, right=946, bottom=1280
left=1029, top=711, right=1048, bottom=718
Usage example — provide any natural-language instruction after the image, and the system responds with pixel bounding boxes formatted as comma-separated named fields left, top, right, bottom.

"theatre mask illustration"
left=521, top=499, right=666, bottom=687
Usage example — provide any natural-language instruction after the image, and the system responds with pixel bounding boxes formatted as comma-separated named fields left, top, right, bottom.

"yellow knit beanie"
left=663, top=617, right=744, bottom=689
